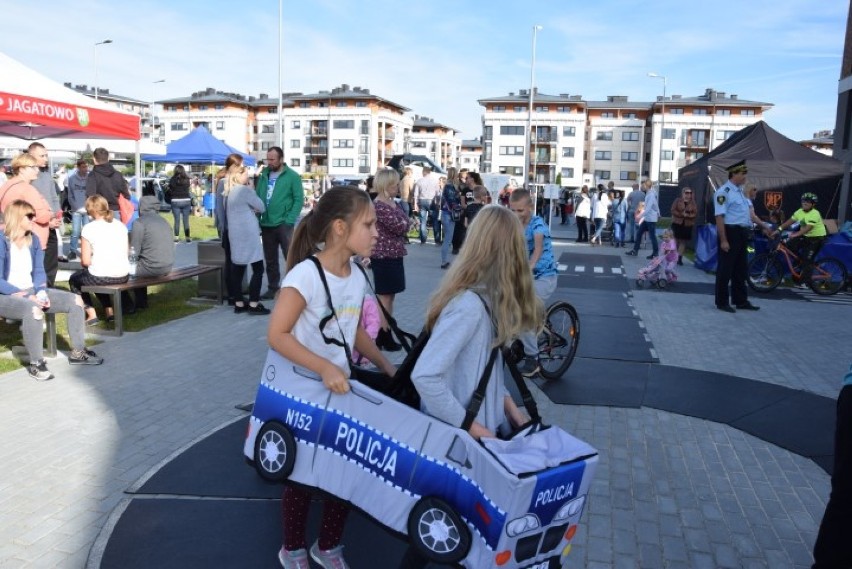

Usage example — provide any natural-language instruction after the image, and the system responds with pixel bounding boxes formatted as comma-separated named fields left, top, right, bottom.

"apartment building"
left=158, top=88, right=255, bottom=154
left=459, top=139, right=482, bottom=171
left=479, top=88, right=771, bottom=187
left=409, top=115, right=460, bottom=170
left=65, top=83, right=154, bottom=138
left=800, top=130, right=835, bottom=157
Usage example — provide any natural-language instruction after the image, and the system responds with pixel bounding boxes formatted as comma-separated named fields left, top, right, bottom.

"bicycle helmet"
left=801, top=192, right=818, bottom=204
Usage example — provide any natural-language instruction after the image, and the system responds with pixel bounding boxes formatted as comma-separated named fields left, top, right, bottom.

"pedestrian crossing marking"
left=611, top=268, right=622, bottom=275
left=593, top=267, right=603, bottom=274
left=575, top=266, right=585, bottom=272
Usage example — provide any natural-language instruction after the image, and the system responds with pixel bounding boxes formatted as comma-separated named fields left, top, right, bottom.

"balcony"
left=359, top=165, right=371, bottom=174
left=305, top=127, right=328, bottom=137
left=306, top=146, right=328, bottom=156
left=531, top=132, right=558, bottom=144
left=382, top=130, right=395, bottom=141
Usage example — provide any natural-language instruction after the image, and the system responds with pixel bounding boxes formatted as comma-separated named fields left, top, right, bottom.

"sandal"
left=86, top=317, right=100, bottom=326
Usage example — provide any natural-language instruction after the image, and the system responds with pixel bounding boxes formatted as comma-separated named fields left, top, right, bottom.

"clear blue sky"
left=3, top=0, right=846, bottom=142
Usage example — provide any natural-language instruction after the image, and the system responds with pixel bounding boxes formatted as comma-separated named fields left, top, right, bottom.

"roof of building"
left=157, top=87, right=298, bottom=107
left=477, top=89, right=584, bottom=105
left=412, top=115, right=456, bottom=132
left=289, top=84, right=410, bottom=112
left=65, top=83, right=147, bottom=105
left=478, top=88, right=773, bottom=110
left=461, top=139, right=483, bottom=149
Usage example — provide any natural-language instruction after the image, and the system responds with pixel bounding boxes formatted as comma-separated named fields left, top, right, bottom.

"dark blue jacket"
left=0, top=234, right=47, bottom=296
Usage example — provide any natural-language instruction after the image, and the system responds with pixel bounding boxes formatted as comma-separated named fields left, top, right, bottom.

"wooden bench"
left=80, top=264, right=223, bottom=336
left=1, top=313, right=57, bottom=358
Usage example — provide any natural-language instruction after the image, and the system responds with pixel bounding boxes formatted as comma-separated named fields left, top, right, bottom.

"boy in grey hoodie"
left=129, top=195, right=174, bottom=308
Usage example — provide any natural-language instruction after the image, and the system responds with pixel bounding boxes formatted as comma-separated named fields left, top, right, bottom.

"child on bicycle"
left=269, top=187, right=396, bottom=569
left=774, top=192, right=826, bottom=267
left=509, top=189, right=558, bottom=376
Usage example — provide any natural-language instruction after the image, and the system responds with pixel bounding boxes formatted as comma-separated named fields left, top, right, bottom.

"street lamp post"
left=648, top=72, right=667, bottom=183
left=150, top=79, right=165, bottom=144
left=525, top=25, right=543, bottom=193
left=277, top=0, right=284, bottom=150
left=93, top=39, right=113, bottom=100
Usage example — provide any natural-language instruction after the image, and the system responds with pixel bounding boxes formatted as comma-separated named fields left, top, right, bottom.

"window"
left=741, top=109, right=755, bottom=116
left=596, top=131, right=613, bottom=141
left=662, top=150, right=674, bottom=160
left=620, top=171, right=638, bottom=181
left=333, top=120, right=354, bottom=129
left=500, top=125, right=524, bottom=135
left=499, top=146, right=524, bottom=155
left=358, top=138, right=369, bottom=153
left=260, top=142, right=272, bottom=150
left=355, top=101, right=367, bottom=107
left=290, top=140, right=300, bottom=148
left=215, top=104, right=224, bottom=110
left=624, top=112, right=637, bottom=119
left=170, top=122, right=187, bottom=131
left=267, top=107, right=276, bottom=113
left=332, top=158, right=354, bottom=167
left=318, top=102, right=328, bottom=108
left=290, top=158, right=300, bottom=167
left=556, top=106, right=570, bottom=113
left=621, top=151, right=638, bottom=161
left=262, top=125, right=275, bottom=134
left=715, top=130, right=736, bottom=140
left=594, top=170, right=611, bottom=180
left=291, top=120, right=300, bottom=129
left=693, top=108, right=708, bottom=115
left=669, top=108, right=684, bottom=115
left=561, top=167, right=574, bottom=178
left=622, top=131, right=640, bottom=142
left=562, top=126, right=576, bottom=137
left=215, top=121, right=225, bottom=130
left=182, top=105, right=189, bottom=111
left=299, top=102, right=309, bottom=108
left=562, top=147, right=575, bottom=158
left=199, top=104, right=209, bottom=111
left=493, top=105, right=506, bottom=112
left=662, top=128, right=676, bottom=139
left=513, top=105, right=526, bottom=113
left=336, top=101, right=347, bottom=107
left=483, top=126, right=493, bottom=140
left=412, top=141, right=426, bottom=148
left=535, top=105, right=548, bottom=112
left=660, top=171, right=672, bottom=182
left=333, top=139, right=354, bottom=148
left=168, top=105, right=176, bottom=111
left=601, top=112, right=615, bottom=119
left=594, top=150, right=612, bottom=160
left=717, top=109, right=731, bottom=116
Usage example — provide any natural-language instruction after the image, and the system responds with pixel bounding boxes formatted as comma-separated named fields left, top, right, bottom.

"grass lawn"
left=0, top=276, right=213, bottom=372
left=159, top=212, right=219, bottom=241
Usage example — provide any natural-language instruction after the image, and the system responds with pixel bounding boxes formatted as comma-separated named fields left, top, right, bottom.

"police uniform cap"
left=726, top=160, right=748, bottom=174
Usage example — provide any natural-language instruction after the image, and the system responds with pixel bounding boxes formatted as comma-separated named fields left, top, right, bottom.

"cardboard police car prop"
left=245, top=349, right=598, bottom=568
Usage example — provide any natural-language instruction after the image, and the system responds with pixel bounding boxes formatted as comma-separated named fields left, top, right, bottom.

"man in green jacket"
left=255, top=146, right=303, bottom=299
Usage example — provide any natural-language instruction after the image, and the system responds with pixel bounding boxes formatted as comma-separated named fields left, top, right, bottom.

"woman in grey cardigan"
left=224, top=166, right=269, bottom=315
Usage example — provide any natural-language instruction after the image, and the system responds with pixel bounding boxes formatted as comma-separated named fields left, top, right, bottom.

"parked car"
left=244, top=350, right=598, bottom=569
left=387, top=153, right=446, bottom=177
left=134, top=178, right=171, bottom=212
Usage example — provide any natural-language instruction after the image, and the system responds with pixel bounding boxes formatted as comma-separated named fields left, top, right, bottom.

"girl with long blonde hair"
left=413, top=205, right=542, bottom=441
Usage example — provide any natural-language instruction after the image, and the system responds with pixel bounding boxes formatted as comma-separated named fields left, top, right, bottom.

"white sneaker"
left=278, top=546, right=309, bottom=569
left=309, top=541, right=349, bottom=569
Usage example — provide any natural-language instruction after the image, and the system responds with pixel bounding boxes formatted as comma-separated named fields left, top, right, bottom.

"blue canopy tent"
left=141, top=126, right=256, bottom=166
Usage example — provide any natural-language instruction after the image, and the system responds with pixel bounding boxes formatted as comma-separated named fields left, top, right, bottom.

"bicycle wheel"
left=747, top=253, right=783, bottom=292
left=538, top=302, right=580, bottom=380
left=808, top=257, right=848, bottom=296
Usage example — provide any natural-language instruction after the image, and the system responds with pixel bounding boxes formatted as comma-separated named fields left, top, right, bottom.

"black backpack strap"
left=460, top=346, right=500, bottom=432
left=307, top=255, right=354, bottom=365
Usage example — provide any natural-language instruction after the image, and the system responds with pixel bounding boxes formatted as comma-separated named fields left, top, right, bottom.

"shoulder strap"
left=460, top=292, right=501, bottom=432
left=307, top=255, right=355, bottom=365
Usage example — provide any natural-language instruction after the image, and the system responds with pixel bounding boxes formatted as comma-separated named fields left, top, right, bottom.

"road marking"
left=575, top=265, right=585, bottom=272
left=611, top=268, right=622, bottom=275
left=593, top=267, right=604, bottom=274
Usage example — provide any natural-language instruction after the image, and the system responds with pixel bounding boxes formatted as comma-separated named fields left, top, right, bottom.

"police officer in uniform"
left=714, top=160, right=760, bottom=312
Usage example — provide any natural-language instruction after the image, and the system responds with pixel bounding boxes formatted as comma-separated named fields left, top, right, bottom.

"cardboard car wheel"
left=408, top=497, right=471, bottom=564
left=254, top=422, right=296, bottom=482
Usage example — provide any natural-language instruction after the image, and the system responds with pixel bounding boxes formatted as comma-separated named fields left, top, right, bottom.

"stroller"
left=636, top=254, right=678, bottom=289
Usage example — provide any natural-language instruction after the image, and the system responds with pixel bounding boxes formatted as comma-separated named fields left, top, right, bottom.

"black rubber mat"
left=557, top=252, right=628, bottom=292
left=632, top=280, right=801, bottom=300
left=577, top=315, right=656, bottom=363
left=550, top=288, right=635, bottom=319
left=533, top=357, right=648, bottom=408
left=136, top=418, right=278, bottom=499
left=100, top=497, right=446, bottom=569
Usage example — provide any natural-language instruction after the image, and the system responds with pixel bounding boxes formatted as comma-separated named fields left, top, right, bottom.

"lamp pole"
left=277, top=0, right=284, bottom=150
left=150, top=79, right=165, bottom=144
left=648, top=72, right=667, bottom=183
left=93, top=39, right=113, bottom=100
left=525, top=25, right=542, bottom=192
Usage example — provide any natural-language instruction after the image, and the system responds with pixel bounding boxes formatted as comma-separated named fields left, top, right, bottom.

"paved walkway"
left=0, top=219, right=847, bottom=568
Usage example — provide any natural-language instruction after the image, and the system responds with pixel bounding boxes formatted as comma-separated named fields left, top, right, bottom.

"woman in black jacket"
left=168, top=165, right=193, bottom=243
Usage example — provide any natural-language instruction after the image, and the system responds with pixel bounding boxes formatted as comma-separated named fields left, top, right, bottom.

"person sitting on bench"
left=129, top=193, right=175, bottom=309
left=0, top=200, right=103, bottom=381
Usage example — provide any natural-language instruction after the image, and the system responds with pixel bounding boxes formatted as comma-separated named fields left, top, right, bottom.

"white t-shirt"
left=81, top=219, right=130, bottom=278
left=8, top=243, right=33, bottom=290
left=282, top=258, right=367, bottom=374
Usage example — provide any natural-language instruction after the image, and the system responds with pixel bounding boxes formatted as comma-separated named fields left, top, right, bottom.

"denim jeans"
left=632, top=221, right=658, bottom=256
left=171, top=199, right=192, bottom=237
left=441, top=211, right=455, bottom=264
left=417, top=199, right=432, bottom=244
left=70, top=210, right=88, bottom=254
left=625, top=215, right=637, bottom=242
left=613, top=221, right=625, bottom=245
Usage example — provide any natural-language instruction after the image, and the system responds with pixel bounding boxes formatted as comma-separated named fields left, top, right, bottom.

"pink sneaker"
left=309, top=541, right=349, bottom=569
left=278, top=546, right=309, bottom=569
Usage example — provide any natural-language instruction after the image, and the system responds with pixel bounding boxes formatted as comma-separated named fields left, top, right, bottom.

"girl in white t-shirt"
left=68, top=195, right=130, bottom=324
left=271, top=187, right=396, bottom=569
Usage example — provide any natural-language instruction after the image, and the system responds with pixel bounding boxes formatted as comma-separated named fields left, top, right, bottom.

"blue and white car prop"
left=244, top=350, right=598, bottom=568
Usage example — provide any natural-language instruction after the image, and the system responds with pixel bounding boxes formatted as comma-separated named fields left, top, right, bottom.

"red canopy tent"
left=0, top=52, right=140, bottom=141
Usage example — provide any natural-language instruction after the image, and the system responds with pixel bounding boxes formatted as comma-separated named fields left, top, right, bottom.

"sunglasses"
left=25, top=213, right=36, bottom=220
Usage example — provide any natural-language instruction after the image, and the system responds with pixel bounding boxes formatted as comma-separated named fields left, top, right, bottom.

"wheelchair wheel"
left=808, top=257, right=848, bottom=296
left=538, top=302, right=580, bottom=380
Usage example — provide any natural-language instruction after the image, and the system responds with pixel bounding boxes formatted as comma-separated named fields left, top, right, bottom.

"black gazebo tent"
left=678, top=121, right=844, bottom=224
